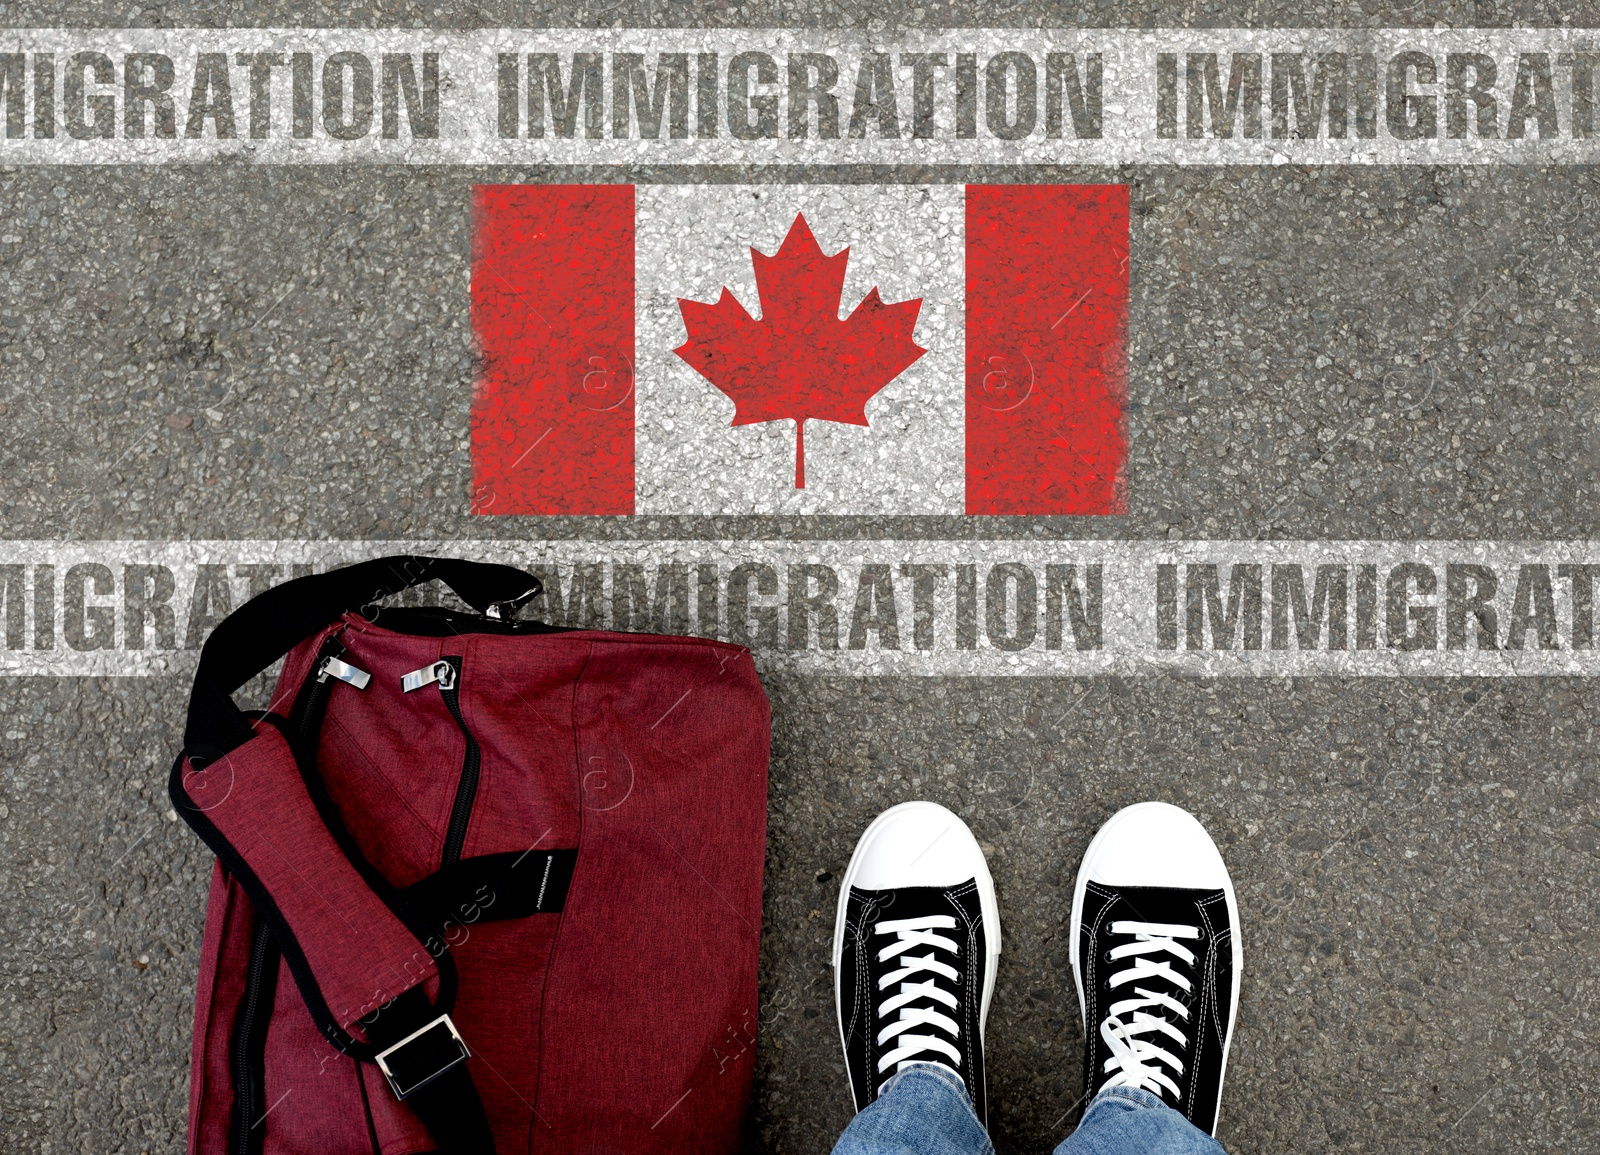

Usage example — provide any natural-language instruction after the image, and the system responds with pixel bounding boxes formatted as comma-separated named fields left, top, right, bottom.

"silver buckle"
left=374, top=1013, right=470, bottom=1099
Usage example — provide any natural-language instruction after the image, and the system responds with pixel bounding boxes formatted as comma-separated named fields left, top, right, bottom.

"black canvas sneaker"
left=834, top=801, right=1002, bottom=1123
left=1070, top=802, right=1242, bottom=1137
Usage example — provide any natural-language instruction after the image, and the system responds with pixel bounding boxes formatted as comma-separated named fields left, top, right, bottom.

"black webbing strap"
left=364, top=989, right=497, bottom=1155
left=184, top=555, right=542, bottom=760
left=402, top=849, right=579, bottom=929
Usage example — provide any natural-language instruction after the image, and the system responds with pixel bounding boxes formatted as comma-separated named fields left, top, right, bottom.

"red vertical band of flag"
left=472, top=184, right=635, bottom=515
left=965, top=185, right=1129, bottom=515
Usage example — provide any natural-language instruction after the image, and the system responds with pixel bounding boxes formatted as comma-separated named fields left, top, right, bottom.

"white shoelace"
left=873, top=914, right=963, bottom=1079
left=1097, top=920, right=1200, bottom=1102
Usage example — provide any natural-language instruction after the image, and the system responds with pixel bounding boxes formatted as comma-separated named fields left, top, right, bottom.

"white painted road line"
left=2, top=539, right=1598, bottom=676
left=0, top=29, right=1596, bottom=164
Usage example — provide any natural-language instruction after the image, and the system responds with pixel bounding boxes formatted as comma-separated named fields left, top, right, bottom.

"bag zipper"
left=402, top=656, right=481, bottom=868
left=298, top=664, right=334, bottom=747
left=298, top=645, right=370, bottom=748
left=437, top=658, right=480, bottom=867
left=230, top=923, right=276, bottom=1155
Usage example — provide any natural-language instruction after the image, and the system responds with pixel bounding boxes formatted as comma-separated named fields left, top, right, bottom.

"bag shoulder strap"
left=173, top=556, right=536, bottom=1154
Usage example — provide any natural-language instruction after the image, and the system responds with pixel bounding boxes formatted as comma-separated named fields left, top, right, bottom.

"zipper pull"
left=402, top=659, right=457, bottom=693
left=318, top=655, right=371, bottom=690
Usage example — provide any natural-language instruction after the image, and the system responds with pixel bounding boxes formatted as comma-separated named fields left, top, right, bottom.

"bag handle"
left=184, top=555, right=541, bottom=759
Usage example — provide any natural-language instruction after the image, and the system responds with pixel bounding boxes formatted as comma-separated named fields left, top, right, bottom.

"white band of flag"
left=2, top=539, right=1599, bottom=678
left=0, top=28, right=1596, bottom=164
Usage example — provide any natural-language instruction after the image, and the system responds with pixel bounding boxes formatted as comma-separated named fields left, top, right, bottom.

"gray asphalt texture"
left=4, top=4, right=1600, bottom=1154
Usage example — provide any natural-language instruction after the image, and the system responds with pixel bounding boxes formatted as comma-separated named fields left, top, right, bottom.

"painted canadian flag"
left=471, top=183, right=1127, bottom=516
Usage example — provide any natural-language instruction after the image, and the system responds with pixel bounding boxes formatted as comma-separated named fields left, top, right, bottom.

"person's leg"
left=830, top=802, right=1002, bottom=1155
left=832, top=1063, right=994, bottom=1155
left=1051, top=1087, right=1224, bottom=1155
left=1060, top=802, right=1243, bottom=1154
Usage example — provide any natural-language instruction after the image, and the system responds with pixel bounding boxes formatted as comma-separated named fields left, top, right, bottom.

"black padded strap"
left=184, top=556, right=541, bottom=758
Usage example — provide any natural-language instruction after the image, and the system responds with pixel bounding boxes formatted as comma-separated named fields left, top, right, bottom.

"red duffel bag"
left=169, top=556, right=770, bottom=1155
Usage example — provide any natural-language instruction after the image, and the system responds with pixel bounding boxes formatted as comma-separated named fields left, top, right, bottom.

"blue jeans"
left=832, top=1064, right=1226, bottom=1155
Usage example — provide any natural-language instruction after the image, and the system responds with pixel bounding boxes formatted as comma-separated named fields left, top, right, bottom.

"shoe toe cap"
left=1081, top=801, right=1231, bottom=890
left=848, top=801, right=987, bottom=891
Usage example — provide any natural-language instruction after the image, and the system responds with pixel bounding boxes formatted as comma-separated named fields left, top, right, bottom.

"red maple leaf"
left=675, top=213, right=926, bottom=488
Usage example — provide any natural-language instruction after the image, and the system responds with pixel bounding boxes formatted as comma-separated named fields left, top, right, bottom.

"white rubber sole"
left=1069, top=801, right=1242, bottom=1130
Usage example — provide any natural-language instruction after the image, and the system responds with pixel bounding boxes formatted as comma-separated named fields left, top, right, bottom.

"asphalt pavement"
left=2, top=4, right=1600, bottom=1153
